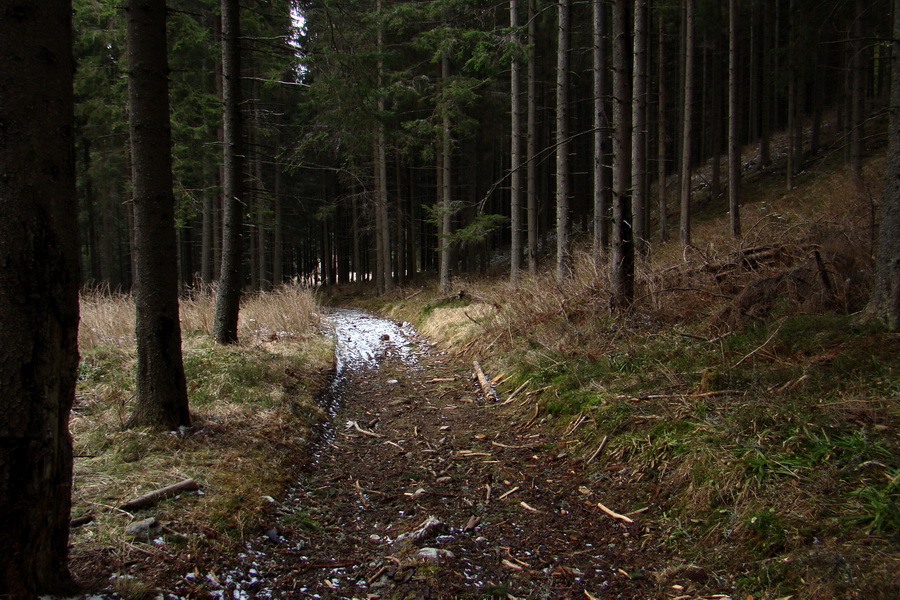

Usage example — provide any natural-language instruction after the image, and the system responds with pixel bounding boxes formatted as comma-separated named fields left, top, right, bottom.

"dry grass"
left=373, top=148, right=900, bottom=599
left=70, top=285, right=332, bottom=590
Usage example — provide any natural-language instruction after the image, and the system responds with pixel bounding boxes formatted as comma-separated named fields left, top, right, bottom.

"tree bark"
left=657, top=9, right=669, bottom=242
left=593, top=0, right=611, bottom=262
left=679, top=0, right=695, bottom=248
left=510, top=0, right=522, bottom=284
left=866, top=0, right=900, bottom=330
left=728, top=0, right=741, bottom=238
left=214, top=0, right=244, bottom=344
left=439, top=54, right=453, bottom=292
left=526, top=0, right=539, bottom=275
left=611, top=0, right=634, bottom=305
left=0, top=1, right=79, bottom=595
left=126, top=0, right=191, bottom=430
left=556, top=0, right=572, bottom=280
left=632, top=0, right=649, bottom=255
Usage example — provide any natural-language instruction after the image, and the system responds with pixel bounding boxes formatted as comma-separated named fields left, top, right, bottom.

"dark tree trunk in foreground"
left=215, top=0, right=244, bottom=343
left=126, top=0, right=191, bottom=429
left=867, top=0, right=900, bottom=330
left=0, top=2, right=80, bottom=596
left=632, top=0, right=648, bottom=255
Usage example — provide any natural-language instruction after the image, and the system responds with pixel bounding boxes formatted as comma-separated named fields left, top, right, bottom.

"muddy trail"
left=205, top=310, right=716, bottom=599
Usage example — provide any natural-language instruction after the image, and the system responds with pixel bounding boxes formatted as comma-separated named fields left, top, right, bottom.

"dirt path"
left=196, top=309, right=688, bottom=600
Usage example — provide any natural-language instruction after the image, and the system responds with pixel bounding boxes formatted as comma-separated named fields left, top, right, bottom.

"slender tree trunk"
left=866, top=0, right=900, bottom=329
left=273, top=163, right=283, bottom=285
left=0, top=2, right=79, bottom=595
left=201, top=188, right=213, bottom=285
left=214, top=0, right=243, bottom=344
left=439, top=54, right=453, bottom=292
left=527, top=0, right=539, bottom=274
left=632, top=0, right=649, bottom=256
left=510, top=0, right=522, bottom=284
left=593, top=0, right=611, bottom=263
left=728, top=0, right=741, bottom=238
left=760, top=0, right=773, bottom=168
left=679, top=0, right=695, bottom=248
left=376, top=0, right=393, bottom=293
left=850, top=0, right=865, bottom=181
left=657, top=9, right=669, bottom=242
left=612, top=0, right=634, bottom=305
left=556, top=0, right=572, bottom=280
left=126, top=0, right=190, bottom=430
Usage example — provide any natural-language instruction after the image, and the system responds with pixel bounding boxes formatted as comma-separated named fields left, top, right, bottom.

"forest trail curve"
left=218, top=310, right=699, bottom=599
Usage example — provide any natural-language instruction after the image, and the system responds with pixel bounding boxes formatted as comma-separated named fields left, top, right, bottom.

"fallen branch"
left=350, top=421, right=383, bottom=438
left=120, top=479, right=200, bottom=512
left=596, top=501, right=634, bottom=523
left=497, top=486, right=520, bottom=500
left=70, top=514, right=94, bottom=528
left=585, top=436, right=609, bottom=465
left=473, top=360, right=497, bottom=402
left=502, top=379, right=531, bottom=405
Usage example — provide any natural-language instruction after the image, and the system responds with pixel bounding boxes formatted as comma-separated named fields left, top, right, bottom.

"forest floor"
left=68, top=309, right=707, bottom=599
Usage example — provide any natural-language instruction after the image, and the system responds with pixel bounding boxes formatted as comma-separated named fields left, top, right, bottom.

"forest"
left=1, top=0, right=899, bottom=598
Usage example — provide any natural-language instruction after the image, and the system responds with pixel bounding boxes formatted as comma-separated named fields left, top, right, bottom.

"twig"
left=596, top=501, right=634, bottom=523
left=497, top=486, right=520, bottom=501
left=351, top=421, right=383, bottom=438
left=733, top=320, right=785, bottom=368
left=585, top=436, right=609, bottom=465
left=502, top=380, right=531, bottom=404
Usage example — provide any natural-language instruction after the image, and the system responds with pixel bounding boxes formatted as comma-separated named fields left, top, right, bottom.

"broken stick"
left=473, top=360, right=497, bottom=402
left=120, top=479, right=200, bottom=512
left=596, top=501, right=634, bottom=523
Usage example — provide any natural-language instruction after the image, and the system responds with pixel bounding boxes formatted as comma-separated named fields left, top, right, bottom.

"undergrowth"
left=350, top=152, right=900, bottom=599
left=70, top=285, right=331, bottom=590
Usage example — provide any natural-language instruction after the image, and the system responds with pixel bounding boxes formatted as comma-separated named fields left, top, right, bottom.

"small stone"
left=387, top=379, right=399, bottom=385
left=414, top=547, right=455, bottom=563
left=435, top=476, right=452, bottom=484
left=124, top=517, right=159, bottom=541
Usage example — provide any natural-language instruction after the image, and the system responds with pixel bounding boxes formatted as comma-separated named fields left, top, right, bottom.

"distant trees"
left=0, top=1, right=80, bottom=595
left=126, top=0, right=191, bottom=428
left=68, top=0, right=894, bottom=300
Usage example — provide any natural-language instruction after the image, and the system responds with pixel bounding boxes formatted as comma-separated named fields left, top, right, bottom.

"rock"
left=413, top=548, right=455, bottom=563
left=392, top=516, right=448, bottom=548
left=124, top=517, right=160, bottom=541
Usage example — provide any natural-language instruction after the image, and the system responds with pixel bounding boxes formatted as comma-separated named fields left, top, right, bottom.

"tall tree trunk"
left=632, top=0, right=649, bottom=256
left=612, top=0, right=634, bottom=305
left=556, top=0, right=572, bottom=280
left=0, top=2, right=79, bottom=595
left=850, top=0, right=865, bottom=181
left=679, top=0, right=695, bottom=248
left=439, top=54, right=453, bottom=292
left=759, top=0, right=773, bottom=168
left=594, top=0, right=611, bottom=262
left=527, top=0, right=539, bottom=274
left=273, top=163, right=283, bottom=285
left=214, top=0, right=244, bottom=344
left=657, top=8, right=669, bottom=242
left=201, top=188, right=213, bottom=285
left=866, top=0, right=900, bottom=329
left=510, top=0, right=522, bottom=284
left=728, top=0, right=741, bottom=238
left=126, top=0, right=190, bottom=430
left=376, top=0, right=393, bottom=293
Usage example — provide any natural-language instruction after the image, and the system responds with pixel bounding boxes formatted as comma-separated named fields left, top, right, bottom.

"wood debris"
left=596, top=501, right=634, bottom=523
left=120, top=478, right=200, bottom=512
